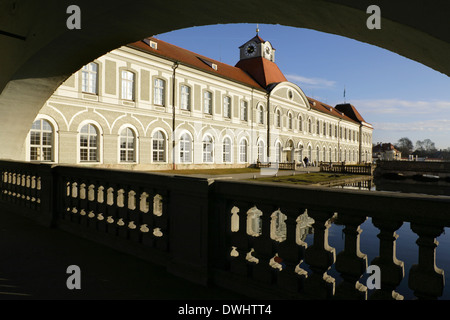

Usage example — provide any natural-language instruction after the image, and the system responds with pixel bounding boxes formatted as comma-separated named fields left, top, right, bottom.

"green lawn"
left=251, top=172, right=365, bottom=185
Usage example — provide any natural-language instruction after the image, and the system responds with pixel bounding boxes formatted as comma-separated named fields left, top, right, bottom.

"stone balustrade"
left=1, top=160, right=450, bottom=299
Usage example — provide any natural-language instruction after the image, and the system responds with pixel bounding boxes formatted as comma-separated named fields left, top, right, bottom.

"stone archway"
left=1, top=0, right=450, bottom=159
left=285, top=140, right=294, bottom=162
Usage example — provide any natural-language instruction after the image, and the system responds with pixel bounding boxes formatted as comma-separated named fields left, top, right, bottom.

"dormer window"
left=198, top=57, right=218, bottom=71
left=143, top=38, right=158, bottom=50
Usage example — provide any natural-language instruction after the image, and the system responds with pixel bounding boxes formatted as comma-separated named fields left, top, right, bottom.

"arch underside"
left=1, top=0, right=449, bottom=159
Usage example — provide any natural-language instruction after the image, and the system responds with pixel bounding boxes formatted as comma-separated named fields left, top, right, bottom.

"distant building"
left=373, top=143, right=402, bottom=161
left=24, top=32, right=373, bottom=170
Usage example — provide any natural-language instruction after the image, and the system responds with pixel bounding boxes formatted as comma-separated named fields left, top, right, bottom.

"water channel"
left=305, top=177, right=450, bottom=299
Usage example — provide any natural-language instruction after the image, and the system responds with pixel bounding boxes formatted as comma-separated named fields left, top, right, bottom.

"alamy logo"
left=66, top=265, right=81, bottom=290
left=366, top=5, right=381, bottom=30
left=66, top=5, right=81, bottom=30
left=366, top=265, right=381, bottom=290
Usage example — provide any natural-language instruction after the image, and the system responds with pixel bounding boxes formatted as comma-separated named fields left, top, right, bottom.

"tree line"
left=394, top=137, right=450, bottom=160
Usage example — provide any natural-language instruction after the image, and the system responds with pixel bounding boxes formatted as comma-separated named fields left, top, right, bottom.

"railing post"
left=252, top=204, right=277, bottom=285
left=229, top=201, right=253, bottom=277
left=370, top=218, right=404, bottom=300
left=334, top=214, right=368, bottom=299
left=304, top=209, right=336, bottom=299
left=408, top=223, right=445, bottom=299
left=276, top=207, right=308, bottom=294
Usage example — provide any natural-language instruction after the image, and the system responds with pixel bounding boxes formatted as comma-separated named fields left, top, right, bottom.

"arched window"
left=30, top=119, right=53, bottom=162
left=180, top=133, right=192, bottom=163
left=257, top=140, right=265, bottom=162
left=152, top=130, right=166, bottom=162
left=202, top=135, right=214, bottom=163
left=299, top=116, right=303, bottom=131
left=276, top=109, right=281, bottom=127
left=298, top=143, right=304, bottom=162
left=308, top=119, right=312, bottom=133
left=258, top=105, right=264, bottom=124
left=276, top=142, right=282, bottom=163
left=119, top=127, right=136, bottom=162
left=80, top=123, right=99, bottom=162
left=239, top=139, right=248, bottom=163
left=288, top=112, right=293, bottom=130
left=223, top=137, right=232, bottom=163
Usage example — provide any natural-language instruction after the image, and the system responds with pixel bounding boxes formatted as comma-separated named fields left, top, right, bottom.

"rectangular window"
left=82, top=62, right=98, bottom=94
left=180, top=85, right=191, bottom=110
left=121, top=71, right=135, bottom=101
left=154, top=78, right=165, bottom=106
left=241, top=101, right=248, bottom=121
left=223, top=138, right=231, bottom=163
left=223, top=96, right=231, bottom=118
left=204, top=91, right=212, bottom=114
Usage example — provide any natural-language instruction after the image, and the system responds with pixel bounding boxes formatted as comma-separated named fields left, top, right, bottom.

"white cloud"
left=373, top=119, right=450, bottom=132
left=285, top=74, right=336, bottom=89
left=351, top=98, right=450, bottom=115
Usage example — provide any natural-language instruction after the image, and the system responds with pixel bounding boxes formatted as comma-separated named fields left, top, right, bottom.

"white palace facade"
left=24, top=33, right=373, bottom=170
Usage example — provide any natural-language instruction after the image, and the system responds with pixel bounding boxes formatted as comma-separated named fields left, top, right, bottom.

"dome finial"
left=256, top=24, right=259, bottom=35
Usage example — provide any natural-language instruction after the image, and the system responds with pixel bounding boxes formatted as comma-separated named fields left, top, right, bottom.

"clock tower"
left=235, top=32, right=286, bottom=89
left=239, top=34, right=275, bottom=62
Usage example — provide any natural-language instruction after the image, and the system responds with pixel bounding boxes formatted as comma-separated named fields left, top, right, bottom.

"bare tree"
left=395, top=137, right=413, bottom=156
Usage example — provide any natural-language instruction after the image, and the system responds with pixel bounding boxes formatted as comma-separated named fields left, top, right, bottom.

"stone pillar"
left=276, top=207, right=308, bottom=294
left=334, top=214, right=368, bottom=299
left=370, top=218, right=404, bottom=300
left=304, top=209, right=336, bottom=299
left=408, top=223, right=445, bottom=299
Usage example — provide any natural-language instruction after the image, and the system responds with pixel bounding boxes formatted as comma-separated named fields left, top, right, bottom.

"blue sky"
left=156, top=23, right=450, bottom=149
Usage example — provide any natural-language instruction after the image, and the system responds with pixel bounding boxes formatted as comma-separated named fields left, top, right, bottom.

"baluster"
left=70, top=180, right=80, bottom=223
left=153, top=191, right=169, bottom=251
left=117, top=186, right=129, bottom=239
left=276, top=207, right=308, bottom=295
left=78, top=182, right=88, bottom=226
left=408, top=223, right=445, bottom=299
left=252, top=204, right=277, bottom=285
left=106, top=184, right=118, bottom=235
left=334, top=214, right=368, bottom=300
left=87, top=183, right=98, bottom=229
left=96, top=185, right=107, bottom=233
left=140, top=190, right=154, bottom=247
left=304, top=209, right=336, bottom=299
left=229, top=202, right=253, bottom=277
left=128, top=189, right=140, bottom=243
left=370, top=218, right=404, bottom=300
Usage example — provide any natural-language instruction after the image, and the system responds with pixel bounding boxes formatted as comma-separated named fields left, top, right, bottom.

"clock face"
left=265, top=45, right=271, bottom=55
left=245, top=42, right=256, bottom=56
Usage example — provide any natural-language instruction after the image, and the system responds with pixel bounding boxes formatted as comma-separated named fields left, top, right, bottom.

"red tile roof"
left=335, top=103, right=367, bottom=123
left=235, top=57, right=287, bottom=88
left=128, top=37, right=263, bottom=90
left=127, top=37, right=366, bottom=125
left=307, top=97, right=361, bottom=124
